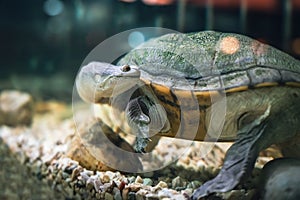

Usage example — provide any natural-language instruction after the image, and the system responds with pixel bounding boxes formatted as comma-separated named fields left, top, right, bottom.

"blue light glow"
left=128, top=31, right=145, bottom=48
left=43, top=0, right=64, bottom=16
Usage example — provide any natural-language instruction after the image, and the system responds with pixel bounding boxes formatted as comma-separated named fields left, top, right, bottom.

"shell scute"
left=118, top=31, right=300, bottom=92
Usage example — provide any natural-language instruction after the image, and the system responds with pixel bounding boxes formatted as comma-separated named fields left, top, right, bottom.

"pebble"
left=101, top=174, right=111, bottom=183
left=0, top=90, right=34, bottom=126
left=79, top=171, right=90, bottom=183
left=145, top=193, right=159, bottom=200
left=172, top=194, right=186, bottom=200
left=122, top=187, right=130, bottom=199
left=128, top=176, right=136, bottom=183
left=157, top=188, right=180, bottom=199
left=100, top=183, right=113, bottom=192
left=86, top=178, right=94, bottom=190
left=136, top=195, right=146, bottom=200
left=135, top=175, right=144, bottom=184
left=105, top=192, right=114, bottom=200
left=136, top=188, right=149, bottom=197
left=155, top=181, right=168, bottom=189
left=113, top=188, right=122, bottom=200
left=221, top=190, right=247, bottom=200
left=0, top=103, right=279, bottom=200
left=171, top=176, right=184, bottom=189
left=93, top=179, right=102, bottom=192
left=128, top=191, right=137, bottom=200
left=62, top=172, right=70, bottom=179
left=130, top=183, right=142, bottom=192
left=65, top=163, right=78, bottom=174
left=187, top=180, right=202, bottom=189
left=71, top=167, right=82, bottom=180
left=143, top=178, right=153, bottom=186
left=105, top=171, right=116, bottom=179
left=95, top=192, right=101, bottom=199
left=181, top=188, right=193, bottom=196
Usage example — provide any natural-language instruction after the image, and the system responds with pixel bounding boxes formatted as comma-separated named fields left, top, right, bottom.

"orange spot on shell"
left=251, top=40, right=268, bottom=56
left=220, top=36, right=240, bottom=55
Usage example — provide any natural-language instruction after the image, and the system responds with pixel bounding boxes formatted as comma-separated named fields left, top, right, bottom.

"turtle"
left=75, top=31, right=300, bottom=199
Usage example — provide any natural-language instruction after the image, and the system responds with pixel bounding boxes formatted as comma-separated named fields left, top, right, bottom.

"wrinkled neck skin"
left=207, top=87, right=300, bottom=144
left=93, top=80, right=169, bottom=136
left=100, top=79, right=157, bottom=110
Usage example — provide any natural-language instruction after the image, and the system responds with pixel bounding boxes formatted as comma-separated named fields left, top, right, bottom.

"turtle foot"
left=191, top=172, right=237, bottom=200
left=192, top=106, right=271, bottom=200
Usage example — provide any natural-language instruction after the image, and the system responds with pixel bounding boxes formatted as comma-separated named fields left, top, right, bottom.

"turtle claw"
left=134, top=137, right=151, bottom=153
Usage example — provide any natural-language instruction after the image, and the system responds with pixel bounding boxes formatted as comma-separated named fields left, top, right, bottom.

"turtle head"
left=76, top=62, right=140, bottom=103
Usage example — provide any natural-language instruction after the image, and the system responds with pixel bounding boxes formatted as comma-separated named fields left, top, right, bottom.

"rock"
left=259, top=158, right=300, bottom=200
left=155, top=181, right=168, bottom=189
left=171, top=194, right=186, bottom=200
left=157, top=188, right=179, bottom=198
left=145, top=193, right=159, bottom=200
left=129, top=183, right=142, bottom=192
left=105, top=171, right=117, bottom=180
left=104, top=192, right=114, bottom=200
left=102, top=174, right=111, bottom=183
left=128, top=191, right=136, bottom=200
left=136, top=189, right=150, bottom=200
left=0, top=90, right=34, bottom=126
left=171, top=176, right=184, bottom=189
left=135, top=176, right=143, bottom=184
left=187, top=180, right=202, bottom=189
left=122, top=187, right=130, bottom=199
left=113, top=188, right=122, bottom=200
left=128, top=176, right=136, bottom=183
left=66, top=120, right=142, bottom=172
left=143, top=178, right=153, bottom=186
left=221, top=189, right=249, bottom=200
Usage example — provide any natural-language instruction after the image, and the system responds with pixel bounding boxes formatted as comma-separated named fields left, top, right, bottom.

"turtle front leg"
left=192, top=106, right=271, bottom=200
left=125, top=96, right=169, bottom=153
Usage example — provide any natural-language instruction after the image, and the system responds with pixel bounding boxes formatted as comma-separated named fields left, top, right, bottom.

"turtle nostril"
left=94, top=74, right=101, bottom=83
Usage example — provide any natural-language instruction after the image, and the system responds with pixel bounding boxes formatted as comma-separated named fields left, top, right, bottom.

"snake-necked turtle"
left=76, top=31, right=300, bottom=199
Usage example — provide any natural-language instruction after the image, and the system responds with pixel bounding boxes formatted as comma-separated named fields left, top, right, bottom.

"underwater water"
left=1, top=0, right=300, bottom=101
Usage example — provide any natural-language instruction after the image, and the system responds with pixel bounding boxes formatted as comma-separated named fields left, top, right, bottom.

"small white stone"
left=135, top=176, right=143, bottom=184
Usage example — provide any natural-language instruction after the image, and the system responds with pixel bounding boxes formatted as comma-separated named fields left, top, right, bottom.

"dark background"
left=1, top=0, right=300, bottom=100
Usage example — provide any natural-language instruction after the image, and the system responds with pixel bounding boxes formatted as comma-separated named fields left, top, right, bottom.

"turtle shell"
left=118, top=31, right=300, bottom=92
left=116, top=31, right=300, bottom=141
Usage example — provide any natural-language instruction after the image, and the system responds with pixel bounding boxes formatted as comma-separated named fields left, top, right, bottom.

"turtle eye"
left=122, top=65, right=131, bottom=72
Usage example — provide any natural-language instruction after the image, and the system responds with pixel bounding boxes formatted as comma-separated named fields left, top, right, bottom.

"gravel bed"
left=0, top=101, right=281, bottom=200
